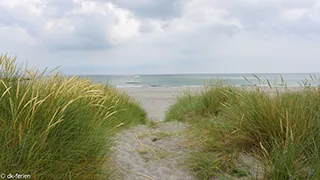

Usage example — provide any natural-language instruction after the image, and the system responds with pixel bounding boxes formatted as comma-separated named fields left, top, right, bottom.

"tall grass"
left=223, top=88, right=320, bottom=179
left=0, top=55, right=147, bottom=179
left=166, top=79, right=320, bottom=179
left=165, top=80, right=234, bottom=121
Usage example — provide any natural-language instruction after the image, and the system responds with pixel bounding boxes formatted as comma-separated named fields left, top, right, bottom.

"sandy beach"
left=119, top=87, right=202, bottom=121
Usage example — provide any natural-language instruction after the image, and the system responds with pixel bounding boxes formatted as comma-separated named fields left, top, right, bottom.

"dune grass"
left=166, top=79, right=320, bottom=179
left=0, top=55, right=147, bottom=179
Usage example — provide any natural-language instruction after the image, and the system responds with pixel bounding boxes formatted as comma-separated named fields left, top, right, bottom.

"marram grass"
left=166, top=79, right=320, bottom=180
left=0, top=55, right=147, bottom=179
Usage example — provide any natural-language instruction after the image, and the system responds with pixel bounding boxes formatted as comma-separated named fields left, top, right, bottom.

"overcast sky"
left=1, top=0, right=320, bottom=74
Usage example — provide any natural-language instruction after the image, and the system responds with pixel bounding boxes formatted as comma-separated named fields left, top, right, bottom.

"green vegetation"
left=0, top=55, right=147, bottom=179
left=166, top=79, right=320, bottom=179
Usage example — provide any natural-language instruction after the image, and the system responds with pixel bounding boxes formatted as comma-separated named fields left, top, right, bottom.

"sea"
left=78, top=73, right=320, bottom=88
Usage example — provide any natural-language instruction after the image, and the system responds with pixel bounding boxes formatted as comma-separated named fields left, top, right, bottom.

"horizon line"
left=63, top=72, right=320, bottom=76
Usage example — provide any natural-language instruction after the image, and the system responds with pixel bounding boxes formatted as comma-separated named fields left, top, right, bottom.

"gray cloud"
left=45, top=13, right=113, bottom=51
left=138, top=22, right=155, bottom=33
left=44, top=0, right=78, bottom=18
left=0, top=7, right=16, bottom=26
left=0, top=0, right=119, bottom=51
left=214, top=0, right=320, bottom=37
left=0, top=7, right=40, bottom=37
left=110, top=0, right=186, bottom=19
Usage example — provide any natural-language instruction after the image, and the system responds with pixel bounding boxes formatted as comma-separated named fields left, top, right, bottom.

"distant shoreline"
left=69, top=72, right=320, bottom=76
left=77, top=73, right=320, bottom=88
left=116, top=84, right=316, bottom=89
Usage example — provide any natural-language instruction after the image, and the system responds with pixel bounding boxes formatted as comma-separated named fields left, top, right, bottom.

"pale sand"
left=119, top=87, right=201, bottom=121
left=112, top=122, right=195, bottom=180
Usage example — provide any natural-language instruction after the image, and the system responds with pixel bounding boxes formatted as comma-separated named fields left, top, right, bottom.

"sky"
left=1, top=0, right=320, bottom=75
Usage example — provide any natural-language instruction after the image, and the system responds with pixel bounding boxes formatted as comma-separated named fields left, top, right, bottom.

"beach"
left=119, top=87, right=202, bottom=121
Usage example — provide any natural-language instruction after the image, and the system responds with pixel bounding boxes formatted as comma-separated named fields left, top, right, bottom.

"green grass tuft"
left=166, top=79, right=320, bottom=179
left=0, top=55, right=147, bottom=179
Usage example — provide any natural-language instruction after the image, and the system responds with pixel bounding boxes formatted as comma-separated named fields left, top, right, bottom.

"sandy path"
left=112, top=87, right=197, bottom=180
left=112, top=122, right=195, bottom=180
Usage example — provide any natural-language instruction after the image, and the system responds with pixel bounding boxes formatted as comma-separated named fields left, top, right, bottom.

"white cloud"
left=0, top=0, right=320, bottom=74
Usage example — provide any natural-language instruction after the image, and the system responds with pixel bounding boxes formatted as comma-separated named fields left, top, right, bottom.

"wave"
left=125, top=81, right=140, bottom=84
left=116, top=85, right=145, bottom=88
left=116, top=84, right=204, bottom=88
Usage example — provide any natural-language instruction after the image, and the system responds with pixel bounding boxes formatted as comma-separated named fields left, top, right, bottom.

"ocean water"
left=79, top=74, right=320, bottom=88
